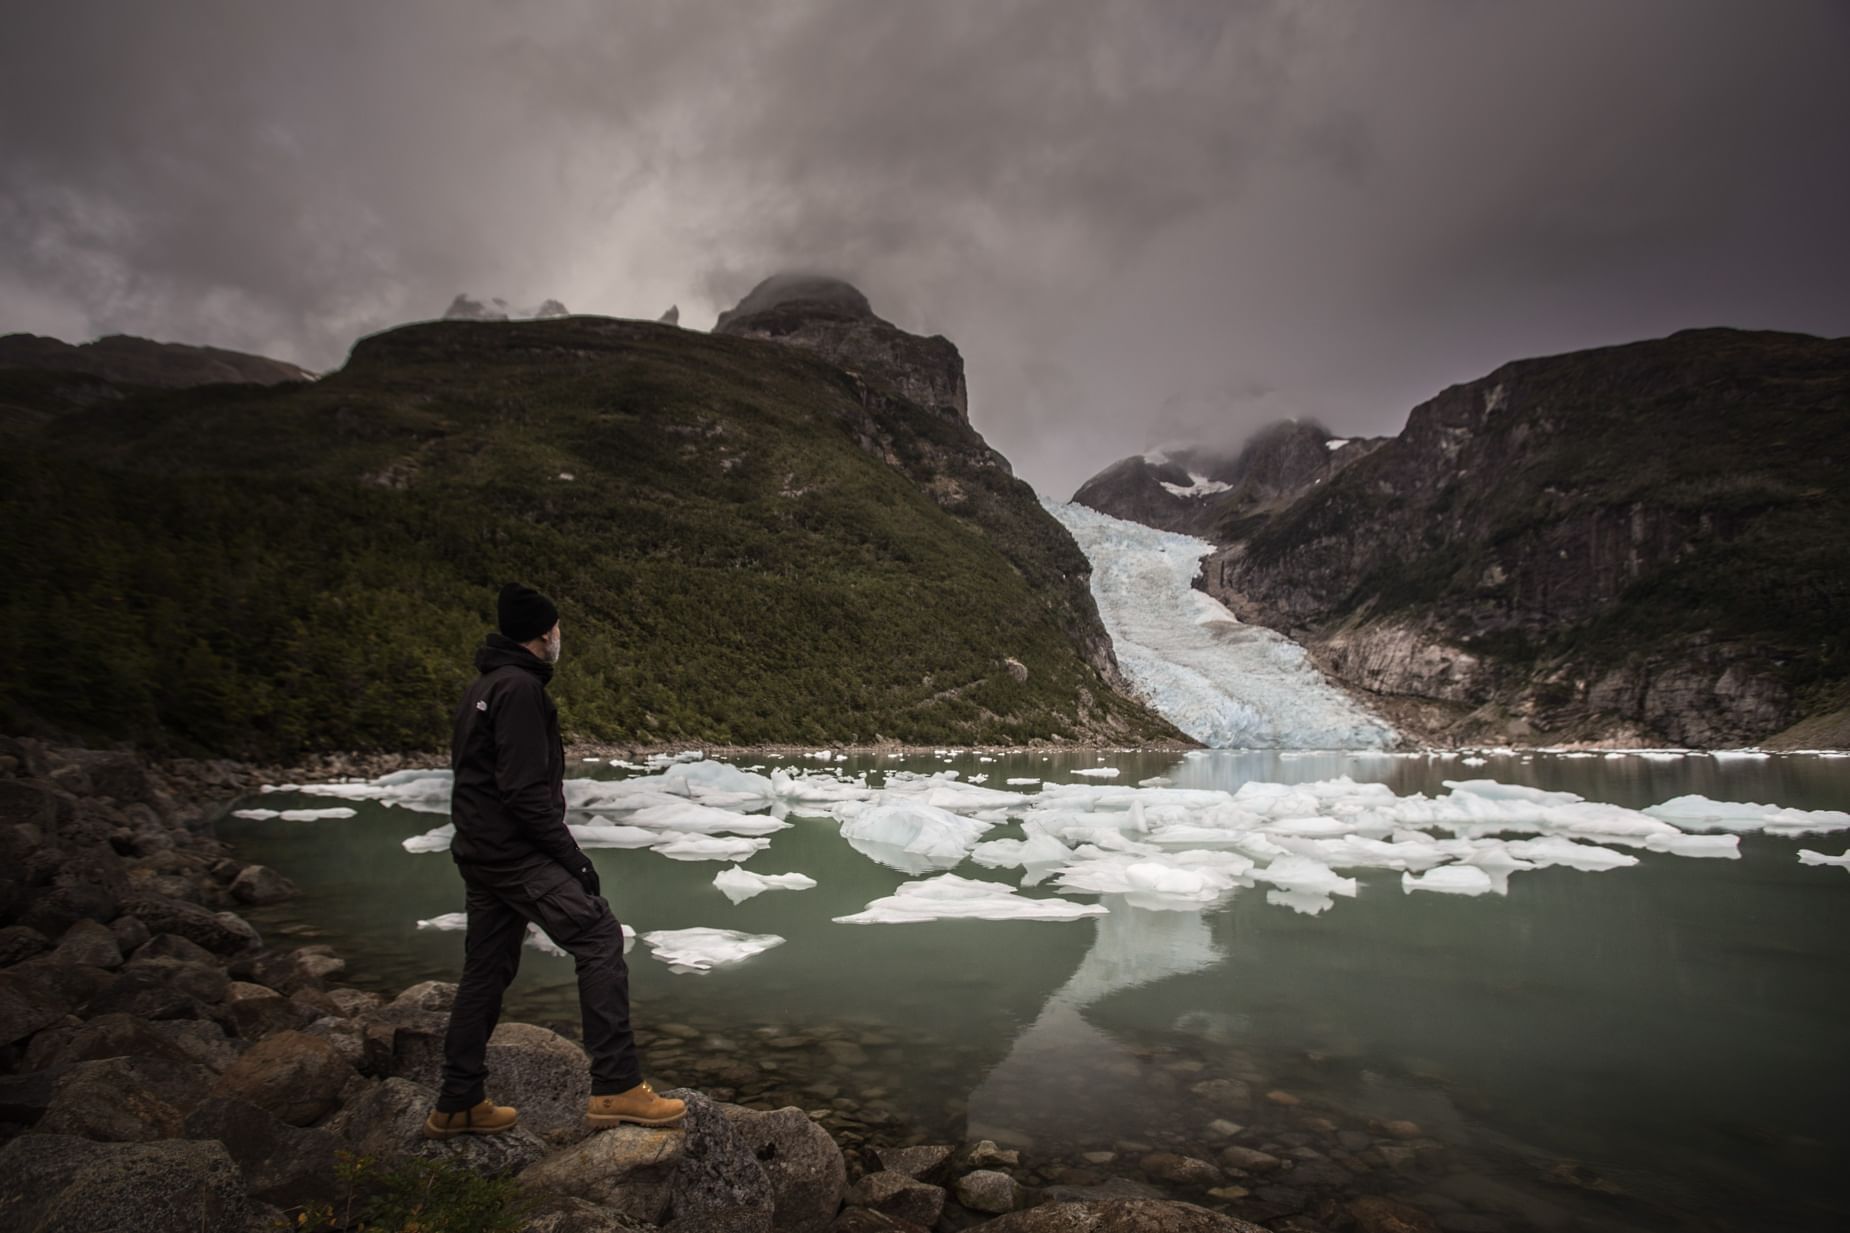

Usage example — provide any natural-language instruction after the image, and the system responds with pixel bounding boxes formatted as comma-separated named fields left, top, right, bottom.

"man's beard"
left=543, top=629, right=562, bottom=663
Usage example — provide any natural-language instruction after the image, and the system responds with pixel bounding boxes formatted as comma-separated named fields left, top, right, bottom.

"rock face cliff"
left=716, top=274, right=1129, bottom=695
left=1076, top=329, right=1850, bottom=747
left=0, top=333, right=314, bottom=388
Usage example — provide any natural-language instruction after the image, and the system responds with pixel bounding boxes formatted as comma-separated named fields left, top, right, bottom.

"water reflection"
left=965, top=896, right=1224, bottom=1143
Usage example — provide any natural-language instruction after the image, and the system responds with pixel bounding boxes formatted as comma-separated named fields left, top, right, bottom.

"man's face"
left=541, top=622, right=562, bottom=663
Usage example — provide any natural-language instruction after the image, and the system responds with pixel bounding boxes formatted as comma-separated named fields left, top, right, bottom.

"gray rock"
left=26, top=1011, right=205, bottom=1070
left=109, top=913, right=152, bottom=954
left=658, top=1087, right=775, bottom=1233
left=518, top=1120, right=686, bottom=1222
left=228, top=864, right=296, bottom=905
left=0, top=1133, right=250, bottom=1233
left=955, top=1168, right=1025, bottom=1213
left=1140, top=1152, right=1225, bottom=1187
left=827, top=1212, right=932, bottom=1233
left=962, top=1138, right=1021, bottom=1169
left=722, top=1103, right=847, bottom=1232
left=40, top=1055, right=215, bottom=1141
left=392, top=1020, right=590, bottom=1136
left=0, top=966, right=73, bottom=1045
left=210, top=1029, right=354, bottom=1126
left=1039, top=1178, right=1165, bottom=1204
left=85, top=958, right=223, bottom=1019
left=52, top=918, right=123, bottom=968
left=977, top=1198, right=1270, bottom=1232
left=118, top=892, right=260, bottom=955
left=220, top=980, right=313, bottom=1039
left=389, top=978, right=458, bottom=1012
left=843, top=1170, right=944, bottom=1228
left=325, top=986, right=382, bottom=1017
left=0, top=923, right=52, bottom=966
left=874, top=1143, right=953, bottom=1183
left=328, top=1075, right=548, bottom=1175
left=1219, top=1145, right=1284, bottom=1173
left=134, top=931, right=220, bottom=965
left=182, top=1096, right=340, bottom=1208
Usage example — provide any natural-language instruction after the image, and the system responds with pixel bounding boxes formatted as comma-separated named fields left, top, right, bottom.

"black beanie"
left=497, top=582, right=559, bottom=643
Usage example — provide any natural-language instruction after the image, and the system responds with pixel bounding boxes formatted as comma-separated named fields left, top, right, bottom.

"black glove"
left=574, top=861, right=602, bottom=899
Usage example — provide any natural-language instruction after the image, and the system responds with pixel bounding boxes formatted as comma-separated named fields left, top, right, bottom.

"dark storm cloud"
left=3, top=0, right=1846, bottom=495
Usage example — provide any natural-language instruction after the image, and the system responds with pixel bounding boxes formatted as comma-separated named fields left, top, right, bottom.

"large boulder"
left=0, top=923, right=51, bottom=965
left=0, top=966, right=73, bottom=1046
left=326, top=1075, right=548, bottom=1176
left=219, top=979, right=314, bottom=1039
left=722, top=1104, right=847, bottom=1232
left=522, top=1193, right=660, bottom=1233
left=117, top=892, right=260, bottom=955
left=228, top=863, right=296, bottom=905
left=51, top=918, right=122, bottom=968
left=956, top=1168, right=1027, bottom=1214
left=976, top=1199, right=1269, bottom=1232
left=209, top=1029, right=354, bottom=1126
left=391, top=1020, right=590, bottom=1136
left=0, top=1133, right=250, bottom=1233
left=25, top=1011, right=205, bottom=1070
left=182, top=1096, right=340, bottom=1208
left=842, top=1171, right=945, bottom=1228
left=39, top=1055, right=215, bottom=1141
left=84, top=957, right=225, bottom=1019
left=518, top=1119, right=687, bottom=1222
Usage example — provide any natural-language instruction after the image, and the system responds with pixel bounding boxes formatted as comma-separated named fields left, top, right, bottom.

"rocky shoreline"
left=1, top=735, right=1273, bottom=1233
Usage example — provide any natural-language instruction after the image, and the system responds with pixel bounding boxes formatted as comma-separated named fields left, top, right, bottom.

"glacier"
left=1043, top=498, right=1396, bottom=749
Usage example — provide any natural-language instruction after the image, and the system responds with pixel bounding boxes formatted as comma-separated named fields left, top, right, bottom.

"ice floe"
left=652, top=835, right=770, bottom=862
left=834, top=873, right=1110, bottom=924
left=1644, top=795, right=1850, bottom=836
left=712, top=868, right=817, bottom=904
left=1798, top=849, right=1850, bottom=870
left=640, top=927, right=784, bottom=973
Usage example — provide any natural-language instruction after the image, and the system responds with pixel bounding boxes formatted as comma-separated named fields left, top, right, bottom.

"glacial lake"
left=217, top=749, right=1850, bottom=1233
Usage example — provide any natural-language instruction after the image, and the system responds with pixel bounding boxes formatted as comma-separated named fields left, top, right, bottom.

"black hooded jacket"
left=448, top=631, right=591, bottom=876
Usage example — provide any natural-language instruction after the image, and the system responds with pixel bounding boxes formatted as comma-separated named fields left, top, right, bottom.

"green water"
left=218, top=749, right=1850, bottom=1232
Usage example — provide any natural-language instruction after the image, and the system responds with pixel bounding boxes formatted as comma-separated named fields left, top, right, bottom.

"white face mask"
left=543, top=626, right=562, bottom=663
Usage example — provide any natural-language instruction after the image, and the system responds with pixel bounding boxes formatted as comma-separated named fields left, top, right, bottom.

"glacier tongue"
left=1044, top=498, right=1395, bottom=749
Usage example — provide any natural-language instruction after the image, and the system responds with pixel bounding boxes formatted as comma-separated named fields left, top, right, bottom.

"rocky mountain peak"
left=712, top=273, right=967, bottom=422
left=441, top=294, right=570, bottom=322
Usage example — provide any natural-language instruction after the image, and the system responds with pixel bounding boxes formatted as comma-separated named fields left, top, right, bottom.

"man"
left=423, top=581, right=686, bottom=1137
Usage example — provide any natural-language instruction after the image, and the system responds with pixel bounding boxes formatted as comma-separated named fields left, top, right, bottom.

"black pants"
left=434, top=855, right=643, bottom=1111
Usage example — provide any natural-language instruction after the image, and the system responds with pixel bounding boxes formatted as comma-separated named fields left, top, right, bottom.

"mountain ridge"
left=1073, top=327, right=1850, bottom=747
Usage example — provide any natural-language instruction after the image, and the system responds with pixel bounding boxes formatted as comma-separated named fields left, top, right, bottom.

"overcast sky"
left=4, top=1, right=1846, bottom=496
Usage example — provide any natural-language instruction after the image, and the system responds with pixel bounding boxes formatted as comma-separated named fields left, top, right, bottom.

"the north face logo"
left=475, top=700, right=487, bottom=711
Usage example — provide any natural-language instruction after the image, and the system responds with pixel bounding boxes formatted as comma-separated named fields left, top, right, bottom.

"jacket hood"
left=475, top=630, right=555, bottom=685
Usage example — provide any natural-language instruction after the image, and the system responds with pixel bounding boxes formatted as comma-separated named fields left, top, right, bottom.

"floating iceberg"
left=1402, top=865, right=1498, bottom=896
left=1797, top=849, right=1850, bottom=870
left=1645, top=795, right=1850, bottom=836
left=712, top=868, right=817, bottom=904
left=836, top=802, right=995, bottom=869
left=1249, top=855, right=1358, bottom=898
left=624, top=800, right=789, bottom=837
left=403, top=823, right=455, bottom=853
left=569, top=821, right=663, bottom=848
left=640, top=927, right=784, bottom=973
left=272, top=807, right=358, bottom=821
left=834, top=873, right=1109, bottom=924
left=652, top=835, right=770, bottom=862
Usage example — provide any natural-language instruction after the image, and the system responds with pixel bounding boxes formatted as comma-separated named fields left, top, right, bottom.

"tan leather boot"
left=422, top=1098, right=520, bottom=1138
left=586, top=1080, right=687, bottom=1128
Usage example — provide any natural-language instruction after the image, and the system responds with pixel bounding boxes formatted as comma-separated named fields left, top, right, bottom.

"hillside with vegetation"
left=0, top=307, right=1184, bottom=757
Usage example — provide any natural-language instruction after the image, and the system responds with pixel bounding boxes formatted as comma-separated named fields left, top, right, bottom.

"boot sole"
left=585, top=1109, right=687, bottom=1129
left=421, top=1115, right=521, bottom=1139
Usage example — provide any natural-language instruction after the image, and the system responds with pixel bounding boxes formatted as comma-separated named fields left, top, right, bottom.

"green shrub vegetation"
left=0, top=317, right=1172, bottom=756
